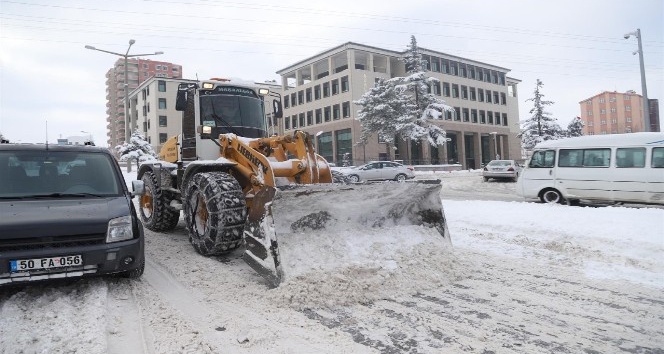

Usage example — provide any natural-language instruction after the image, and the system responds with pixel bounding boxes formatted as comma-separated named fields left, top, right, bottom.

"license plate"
left=10, top=255, right=83, bottom=272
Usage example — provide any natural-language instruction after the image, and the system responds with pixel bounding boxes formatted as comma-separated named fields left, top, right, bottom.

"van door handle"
left=549, top=169, right=552, bottom=175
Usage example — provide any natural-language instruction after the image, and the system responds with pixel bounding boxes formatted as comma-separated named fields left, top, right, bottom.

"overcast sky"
left=1, top=0, right=662, bottom=146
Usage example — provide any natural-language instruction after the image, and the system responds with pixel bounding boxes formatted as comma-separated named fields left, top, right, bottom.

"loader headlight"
left=106, top=215, right=133, bottom=243
left=202, top=82, right=214, bottom=89
left=258, top=88, right=269, bottom=95
left=202, top=126, right=212, bottom=134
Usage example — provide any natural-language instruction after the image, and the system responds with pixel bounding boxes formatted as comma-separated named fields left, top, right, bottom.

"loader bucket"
left=242, top=180, right=450, bottom=288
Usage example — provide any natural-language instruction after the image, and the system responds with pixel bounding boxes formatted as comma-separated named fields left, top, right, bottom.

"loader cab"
left=175, top=80, right=283, bottom=161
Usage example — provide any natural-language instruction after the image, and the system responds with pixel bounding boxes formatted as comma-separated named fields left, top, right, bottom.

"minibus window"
left=559, top=149, right=583, bottom=167
left=583, top=149, right=610, bottom=167
left=652, top=148, right=664, bottom=168
left=529, top=150, right=555, bottom=168
left=616, top=148, right=645, bottom=168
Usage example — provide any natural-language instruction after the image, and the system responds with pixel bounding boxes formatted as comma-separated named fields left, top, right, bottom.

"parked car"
left=0, top=143, right=145, bottom=287
left=482, top=159, right=521, bottom=182
left=342, top=161, right=415, bottom=182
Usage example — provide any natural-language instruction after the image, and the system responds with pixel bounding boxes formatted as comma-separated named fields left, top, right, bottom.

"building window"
left=611, top=107, right=617, bottom=113
left=459, top=64, right=467, bottom=78
left=315, top=109, right=322, bottom=124
left=626, top=117, right=632, bottom=122
left=433, top=81, right=441, bottom=96
left=306, top=88, right=312, bottom=102
left=159, top=133, right=168, bottom=144
left=461, top=86, right=468, bottom=99
left=588, top=121, right=593, bottom=126
left=600, top=109, right=606, bottom=114
left=450, top=61, right=458, bottom=76
left=333, top=104, right=341, bottom=120
left=323, top=82, right=330, bottom=97
left=284, top=95, right=290, bottom=108
left=445, top=110, right=452, bottom=120
left=479, top=110, right=486, bottom=124
left=332, top=79, right=339, bottom=95
left=493, top=92, right=499, bottom=104
left=478, top=89, right=484, bottom=102
left=291, top=115, right=297, bottom=129
left=299, top=113, right=305, bottom=127
left=453, top=106, right=461, bottom=121
left=626, top=106, right=631, bottom=111
left=341, top=76, right=349, bottom=92
left=469, top=87, right=476, bottom=101
left=609, top=97, right=616, bottom=102
left=158, top=80, right=166, bottom=92
left=335, top=129, right=353, bottom=164
left=158, top=98, right=166, bottom=109
left=431, top=59, right=440, bottom=72
left=307, top=111, right=313, bottom=126
left=443, top=83, right=450, bottom=97
left=298, top=90, right=304, bottom=105
left=486, top=90, right=493, bottom=103
left=586, top=100, right=592, bottom=105
left=587, top=111, right=593, bottom=116
left=462, top=108, right=469, bottom=122
left=612, top=118, right=617, bottom=124
left=159, top=115, right=167, bottom=127
left=502, top=113, right=508, bottom=126
left=487, top=111, right=494, bottom=124
left=471, top=109, right=478, bottom=123
left=624, top=95, right=630, bottom=100
left=495, top=112, right=502, bottom=125
left=342, top=101, right=350, bottom=118
left=599, top=98, right=605, bottom=103
left=500, top=92, right=506, bottom=105
left=441, top=59, right=449, bottom=74
left=324, top=106, right=331, bottom=122
left=468, top=66, right=476, bottom=79
left=290, top=93, right=297, bottom=107
left=284, top=116, right=290, bottom=129
left=452, top=84, right=459, bottom=98
left=317, top=132, right=333, bottom=162
left=314, top=85, right=321, bottom=100
left=601, top=120, right=606, bottom=125
left=483, top=69, right=490, bottom=82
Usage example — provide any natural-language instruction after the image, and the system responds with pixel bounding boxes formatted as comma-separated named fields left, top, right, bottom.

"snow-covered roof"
left=534, top=132, right=664, bottom=149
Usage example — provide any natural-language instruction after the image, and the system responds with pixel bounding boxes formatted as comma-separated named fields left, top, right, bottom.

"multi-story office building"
left=579, top=91, right=660, bottom=135
left=105, top=58, right=183, bottom=148
left=129, top=77, right=282, bottom=153
left=276, top=42, right=521, bottom=168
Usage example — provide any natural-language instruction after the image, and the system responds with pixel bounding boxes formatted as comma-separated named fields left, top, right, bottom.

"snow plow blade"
left=242, top=180, right=450, bottom=287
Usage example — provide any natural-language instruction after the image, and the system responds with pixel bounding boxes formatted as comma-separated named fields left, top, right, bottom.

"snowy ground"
left=1, top=170, right=663, bottom=353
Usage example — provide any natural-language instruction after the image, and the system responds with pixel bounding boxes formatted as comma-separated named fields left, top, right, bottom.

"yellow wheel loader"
left=136, top=78, right=450, bottom=287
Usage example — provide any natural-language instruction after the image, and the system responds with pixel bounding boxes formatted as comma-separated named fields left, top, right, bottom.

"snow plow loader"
left=136, top=78, right=451, bottom=287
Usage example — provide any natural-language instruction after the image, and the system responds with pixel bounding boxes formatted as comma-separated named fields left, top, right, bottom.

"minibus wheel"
left=540, top=189, right=563, bottom=204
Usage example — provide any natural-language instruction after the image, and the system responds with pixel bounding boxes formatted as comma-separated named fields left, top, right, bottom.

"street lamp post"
left=624, top=29, right=650, bottom=132
left=85, top=40, right=164, bottom=143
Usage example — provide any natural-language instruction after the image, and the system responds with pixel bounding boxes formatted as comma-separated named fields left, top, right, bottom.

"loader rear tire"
left=139, top=171, right=180, bottom=231
left=183, top=172, right=247, bottom=256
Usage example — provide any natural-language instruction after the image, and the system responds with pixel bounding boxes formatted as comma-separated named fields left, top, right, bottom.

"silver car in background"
left=342, top=161, right=415, bottom=182
left=482, top=159, right=521, bottom=182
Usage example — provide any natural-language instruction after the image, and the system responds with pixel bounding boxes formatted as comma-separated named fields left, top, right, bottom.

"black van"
left=0, top=144, right=145, bottom=286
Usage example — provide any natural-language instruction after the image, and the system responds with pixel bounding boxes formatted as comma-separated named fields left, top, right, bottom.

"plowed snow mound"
left=268, top=225, right=456, bottom=309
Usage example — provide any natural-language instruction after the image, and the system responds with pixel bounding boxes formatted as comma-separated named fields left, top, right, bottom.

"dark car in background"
left=482, top=159, right=522, bottom=182
left=0, top=144, right=145, bottom=286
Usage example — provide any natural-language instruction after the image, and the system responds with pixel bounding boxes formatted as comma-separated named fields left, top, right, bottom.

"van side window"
left=616, top=148, right=645, bottom=168
left=652, top=147, right=664, bottom=168
left=583, top=149, right=610, bottom=167
left=529, top=150, right=555, bottom=168
left=558, top=149, right=583, bottom=167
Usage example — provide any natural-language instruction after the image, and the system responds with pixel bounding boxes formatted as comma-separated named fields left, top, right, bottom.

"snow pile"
left=262, top=181, right=455, bottom=309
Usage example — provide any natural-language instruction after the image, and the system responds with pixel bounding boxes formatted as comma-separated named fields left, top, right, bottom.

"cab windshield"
left=200, top=95, right=266, bottom=131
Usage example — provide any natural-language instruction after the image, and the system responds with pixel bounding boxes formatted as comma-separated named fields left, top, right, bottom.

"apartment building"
left=579, top=91, right=660, bottom=135
left=105, top=58, right=183, bottom=148
left=276, top=42, right=521, bottom=169
left=129, top=77, right=282, bottom=153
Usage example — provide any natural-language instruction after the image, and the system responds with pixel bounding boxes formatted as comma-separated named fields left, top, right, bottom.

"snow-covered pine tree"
left=0, top=131, right=8, bottom=144
left=518, top=79, right=564, bottom=150
left=115, top=132, right=158, bottom=171
left=355, top=35, right=452, bottom=161
left=566, top=116, right=585, bottom=137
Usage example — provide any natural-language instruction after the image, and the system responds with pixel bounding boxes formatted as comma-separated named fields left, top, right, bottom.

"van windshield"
left=0, top=151, right=121, bottom=198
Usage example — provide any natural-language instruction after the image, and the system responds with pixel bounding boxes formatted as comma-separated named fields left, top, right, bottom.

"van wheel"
left=348, top=175, right=360, bottom=183
left=121, top=259, right=145, bottom=279
left=183, top=172, right=247, bottom=256
left=139, top=171, right=180, bottom=231
left=540, top=189, right=563, bottom=204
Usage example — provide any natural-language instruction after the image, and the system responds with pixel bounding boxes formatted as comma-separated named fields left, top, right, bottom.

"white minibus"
left=516, top=132, right=664, bottom=205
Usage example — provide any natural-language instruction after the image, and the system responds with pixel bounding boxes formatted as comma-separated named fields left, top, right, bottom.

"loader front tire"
left=183, top=172, right=247, bottom=256
left=139, top=171, right=180, bottom=231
